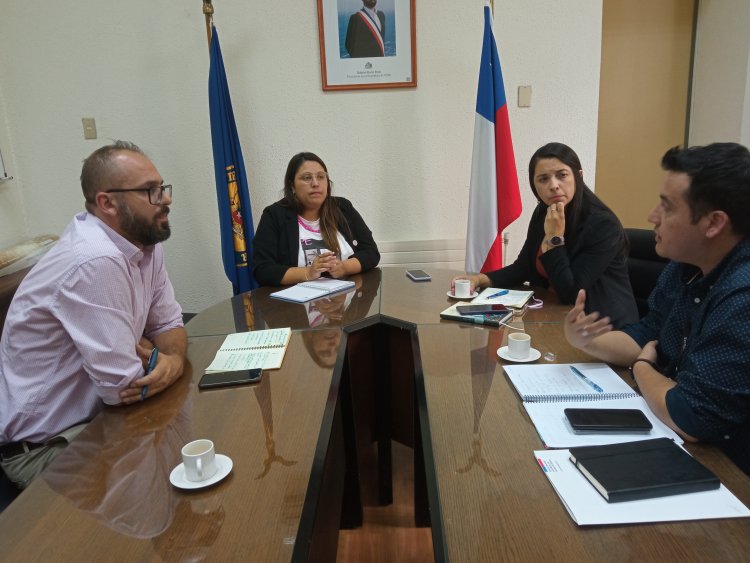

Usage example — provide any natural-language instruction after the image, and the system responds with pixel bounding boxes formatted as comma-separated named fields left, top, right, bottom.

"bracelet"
left=628, top=358, right=660, bottom=377
left=304, top=267, right=311, bottom=281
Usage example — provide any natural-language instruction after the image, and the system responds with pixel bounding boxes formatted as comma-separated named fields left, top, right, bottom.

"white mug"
left=454, top=279, right=471, bottom=298
left=182, top=439, right=218, bottom=482
left=507, top=332, right=531, bottom=359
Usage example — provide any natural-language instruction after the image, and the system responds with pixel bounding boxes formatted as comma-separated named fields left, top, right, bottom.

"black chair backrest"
left=625, top=228, right=669, bottom=318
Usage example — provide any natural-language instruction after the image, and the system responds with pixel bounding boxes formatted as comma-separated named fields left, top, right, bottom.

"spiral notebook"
left=503, top=363, right=638, bottom=403
left=205, top=328, right=292, bottom=372
left=270, top=278, right=355, bottom=303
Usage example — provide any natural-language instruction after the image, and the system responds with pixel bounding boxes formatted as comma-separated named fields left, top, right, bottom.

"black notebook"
left=569, top=438, right=720, bottom=503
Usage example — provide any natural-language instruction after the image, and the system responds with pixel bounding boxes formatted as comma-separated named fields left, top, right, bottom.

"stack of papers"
left=535, top=448, right=750, bottom=525
left=523, top=397, right=682, bottom=448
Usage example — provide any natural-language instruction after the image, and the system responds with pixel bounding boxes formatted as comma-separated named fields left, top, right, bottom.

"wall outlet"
left=82, top=117, right=97, bottom=140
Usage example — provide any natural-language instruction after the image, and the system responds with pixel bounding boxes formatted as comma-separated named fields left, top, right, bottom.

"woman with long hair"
left=253, top=152, right=379, bottom=286
left=454, top=142, right=637, bottom=327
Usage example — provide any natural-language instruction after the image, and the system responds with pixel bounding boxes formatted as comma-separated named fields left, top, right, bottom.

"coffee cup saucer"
left=170, top=454, right=233, bottom=490
left=497, top=346, right=541, bottom=363
left=447, top=290, right=479, bottom=300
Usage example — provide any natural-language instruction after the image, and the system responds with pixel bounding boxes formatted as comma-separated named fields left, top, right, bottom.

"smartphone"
left=564, top=408, right=653, bottom=433
left=406, top=269, right=431, bottom=282
left=198, top=369, right=262, bottom=389
left=456, top=304, right=511, bottom=315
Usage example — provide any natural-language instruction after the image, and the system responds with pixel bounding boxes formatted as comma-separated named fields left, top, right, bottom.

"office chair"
left=625, top=228, right=668, bottom=318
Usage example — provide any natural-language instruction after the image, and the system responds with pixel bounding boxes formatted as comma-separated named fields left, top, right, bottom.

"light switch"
left=82, top=118, right=97, bottom=140
left=518, top=85, right=532, bottom=108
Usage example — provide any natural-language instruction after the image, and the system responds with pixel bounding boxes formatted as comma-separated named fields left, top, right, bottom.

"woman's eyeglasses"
left=297, top=173, right=329, bottom=185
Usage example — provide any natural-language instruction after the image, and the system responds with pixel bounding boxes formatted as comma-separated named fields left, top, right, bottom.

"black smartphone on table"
left=456, top=304, right=511, bottom=315
left=406, top=269, right=431, bottom=282
left=564, top=408, right=653, bottom=433
left=198, top=369, right=262, bottom=389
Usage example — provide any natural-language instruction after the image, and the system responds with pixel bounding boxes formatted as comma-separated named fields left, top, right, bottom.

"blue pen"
left=487, top=289, right=509, bottom=299
left=142, top=347, right=158, bottom=400
left=570, top=365, right=604, bottom=393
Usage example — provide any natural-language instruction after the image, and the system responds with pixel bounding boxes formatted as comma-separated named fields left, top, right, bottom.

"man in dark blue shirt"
left=564, top=143, right=750, bottom=474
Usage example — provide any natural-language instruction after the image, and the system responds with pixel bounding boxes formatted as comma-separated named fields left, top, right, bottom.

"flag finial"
left=203, top=0, right=214, bottom=48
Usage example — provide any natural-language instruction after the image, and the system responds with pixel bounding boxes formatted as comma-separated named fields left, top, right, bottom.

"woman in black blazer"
left=253, top=152, right=379, bottom=286
left=454, top=142, right=638, bottom=328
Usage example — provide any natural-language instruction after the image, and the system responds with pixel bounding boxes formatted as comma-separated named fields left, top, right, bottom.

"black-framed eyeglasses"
left=104, top=184, right=173, bottom=205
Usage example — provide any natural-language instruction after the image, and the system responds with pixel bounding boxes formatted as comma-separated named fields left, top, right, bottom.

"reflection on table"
left=187, top=270, right=383, bottom=337
left=2, top=266, right=750, bottom=562
left=0, top=333, right=343, bottom=561
left=187, top=267, right=568, bottom=339
left=417, top=322, right=750, bottom=561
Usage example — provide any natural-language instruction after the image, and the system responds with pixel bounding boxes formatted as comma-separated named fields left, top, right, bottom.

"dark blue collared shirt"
left=623, top=237, right=750, bottom=474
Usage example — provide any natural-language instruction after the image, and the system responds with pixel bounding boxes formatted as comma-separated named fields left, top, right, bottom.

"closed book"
left=569, top=438, right=720, bottom=503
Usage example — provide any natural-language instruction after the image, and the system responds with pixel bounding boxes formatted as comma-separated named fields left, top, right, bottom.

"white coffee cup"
left=507, top=332, right=531, bottom=359
left=182, top=439, right=218, bottom=482
left=454, top=279, right=471, bottom=298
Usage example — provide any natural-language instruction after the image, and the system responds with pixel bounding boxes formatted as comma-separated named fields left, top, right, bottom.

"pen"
left=569, top=365, right=604, bottom=393
left=487, top=289, right=509, bottom=299
left=142, top=347, right=158, bottom=400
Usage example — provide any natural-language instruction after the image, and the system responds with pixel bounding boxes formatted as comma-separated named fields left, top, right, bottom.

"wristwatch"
left=545, top=235, right=565, bottom=247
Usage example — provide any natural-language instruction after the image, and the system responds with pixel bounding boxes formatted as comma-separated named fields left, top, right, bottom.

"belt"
left=0, top=441, right=45, bottom=460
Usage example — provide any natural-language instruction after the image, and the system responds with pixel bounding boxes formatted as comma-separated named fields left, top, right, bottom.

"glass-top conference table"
left=1, top=267, right=749, bottom=562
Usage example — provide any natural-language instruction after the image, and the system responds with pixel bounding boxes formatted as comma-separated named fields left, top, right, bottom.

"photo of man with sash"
left=343, top=0, right=387, bottom=58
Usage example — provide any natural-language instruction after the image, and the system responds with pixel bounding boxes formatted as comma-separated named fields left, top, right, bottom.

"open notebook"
left=471, top=287, right=534, bottom=309
left=504, top=363, right=638, bottom=403
left=205, top=328, right=291, bottom=372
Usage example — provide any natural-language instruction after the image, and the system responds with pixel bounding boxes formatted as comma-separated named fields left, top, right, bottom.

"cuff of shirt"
left=622, top=323, right=653, bottom=348
left=665, top=386, right=706, bottom=439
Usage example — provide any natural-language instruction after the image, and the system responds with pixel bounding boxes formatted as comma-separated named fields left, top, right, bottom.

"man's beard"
left=120, top=202, right=171, bottom=246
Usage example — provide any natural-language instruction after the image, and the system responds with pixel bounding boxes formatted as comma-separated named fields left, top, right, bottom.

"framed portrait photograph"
left=316, top=0, right=417, bottom=91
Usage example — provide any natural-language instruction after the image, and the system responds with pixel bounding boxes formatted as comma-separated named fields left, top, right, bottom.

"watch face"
left=550, top=236, right=564, bottom=246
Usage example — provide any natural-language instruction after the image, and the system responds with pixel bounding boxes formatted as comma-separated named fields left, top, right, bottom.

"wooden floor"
left=337, top=441, right=434, bottom=562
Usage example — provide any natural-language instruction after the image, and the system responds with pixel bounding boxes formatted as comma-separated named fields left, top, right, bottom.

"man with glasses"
left=0, top=141, right=186, bottom=488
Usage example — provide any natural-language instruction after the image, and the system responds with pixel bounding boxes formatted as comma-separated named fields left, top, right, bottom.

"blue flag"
left=208, top=24, right=258, bottom=294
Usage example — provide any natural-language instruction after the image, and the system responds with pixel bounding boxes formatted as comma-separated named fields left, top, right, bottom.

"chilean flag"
left=465, top=4, right=522, bottom=273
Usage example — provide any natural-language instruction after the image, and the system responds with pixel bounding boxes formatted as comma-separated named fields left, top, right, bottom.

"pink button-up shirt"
left=0, top=212, right=183, bottom=443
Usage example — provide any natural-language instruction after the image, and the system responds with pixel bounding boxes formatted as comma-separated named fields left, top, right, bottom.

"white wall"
left=0, top=81, right=28, bottom=247
left=0, top=0, right=603, bottom=313
left=690, top=0, right=750, bottom=145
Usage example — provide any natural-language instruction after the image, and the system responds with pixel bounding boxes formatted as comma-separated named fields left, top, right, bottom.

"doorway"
left=595, top=0, right=696, bottom=228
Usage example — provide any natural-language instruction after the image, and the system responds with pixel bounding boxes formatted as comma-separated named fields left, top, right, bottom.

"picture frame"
left=316, top=0, right=417, bottom=91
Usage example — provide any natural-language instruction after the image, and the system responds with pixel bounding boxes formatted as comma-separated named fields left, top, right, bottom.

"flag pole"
left=203, top=0, right=214, bottom=48
left=207, top=6, right=259, bottom=293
